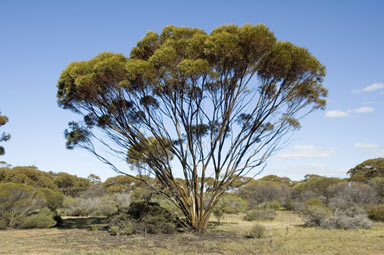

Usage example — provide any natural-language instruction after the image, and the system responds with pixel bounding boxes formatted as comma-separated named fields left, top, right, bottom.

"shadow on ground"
left=58, top=216, right=109, bottom=230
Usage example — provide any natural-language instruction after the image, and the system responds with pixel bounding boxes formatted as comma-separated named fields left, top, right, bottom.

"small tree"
left=57, top=24, right=326, bottom=232
left=0, top=112, right=10, bottom=156
left=348, top=158, right=384, bottom=180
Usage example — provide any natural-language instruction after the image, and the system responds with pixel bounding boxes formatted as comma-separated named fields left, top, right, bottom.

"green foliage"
left=0, top=166, right=92, bottom=199
left=327, top=181, right=378, bottom=206
left=88, top=174, right=101, bottom=183
left=305, top=197, right=324, bottom=208
left=127, top=136, right=174, bottom=168
left=213, top=207, right=224, bottom=224
left=38, top=188, right=64, bottom=211
left=0, top=111, right=10, bottom=156
left=294, top=176, right=342, bottom=198
left=244, top=209, right=276, bottom=221
left=301, top=197, right=372, bottom=229
left=265, top=200, right=281, bottom=210
left=57, top=24, right=327, bottom=232
left=109, top=201, right=176, bottom=235
left=19, top=208, right=57, bottom=229
left=129, top=187, right=153, bottom=202
left=371, top=177, right=384, bottom=201
left=215, top=194, right=248, bottom=214
left=59, top=195, right=118, bottom=216
left=302, top=205, right=332, bottom=227
left=238, top=180, right=293, bottom=209
left=103, top=175, right=136, bottom=193
left=0, top=183, right=59, bottom=229
left=348, top=158, right=384, bottom=180
left=320, top=211, right=372, bottom=229
left=53, top=172, right=91, bottom=197
left=258, top=175, right=292, bottom=186
left=368, top=204, right=384, bottom=222
left=246, top=224, right=266, bottom=239
left=0, top=166, right=57, bottom=190
left=81, top=184, right=105, bottom=199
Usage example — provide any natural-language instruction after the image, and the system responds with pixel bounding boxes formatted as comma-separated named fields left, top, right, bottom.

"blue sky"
left=0, top=0, right=383, bottom=180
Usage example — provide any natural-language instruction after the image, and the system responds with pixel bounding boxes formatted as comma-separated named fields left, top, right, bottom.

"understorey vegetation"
left=0, top=158, right=383, bottom=232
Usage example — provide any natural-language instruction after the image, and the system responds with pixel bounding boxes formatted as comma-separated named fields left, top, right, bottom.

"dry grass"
left=1, top=212, right=384, bottom=255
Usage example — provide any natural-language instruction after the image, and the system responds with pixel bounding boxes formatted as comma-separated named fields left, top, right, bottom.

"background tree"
left=348, top=158, right=384, bottom=181
left=0, top=112, right=10, bottom=156
left=57, top=24, right=327, bottom=232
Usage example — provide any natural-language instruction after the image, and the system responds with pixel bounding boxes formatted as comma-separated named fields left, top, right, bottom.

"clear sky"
left=0, top=0, right=383, bottom=181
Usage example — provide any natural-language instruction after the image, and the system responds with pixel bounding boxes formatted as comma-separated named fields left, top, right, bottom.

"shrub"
left=305, top=197, right=324, bottom=207
left=266, top=200, right=281, bottom=210
left=19, top=208, right=57, bottom=229
left=238, top=180, right=293, bottom=208
left=244, top=209, right=276, bottom=221
left=0, top=183, right=45, bottom=228
left=109, top=213, right=135, bottom=236
left=81, top=184, right=105, bottom=199
left=294, top=176, right=341, bottom=199
left=246, top=224, right=265, bottom=239
left=320, top=211, right=372, bottom=229
left=213, top=207, right=224, bottom=224
left=215, top=194, right=248, bottom=214
left=113, top=193, right=131, bottom=212
left=327, top=182, right=378, bottom=206
left=285, top=200, right=295, bottom=211
left=302, top=198, right=372, bottom=229
left=302, top=205, right=332, bottom=227
left=38, top=188, right=64, bottom=211
left=59, top=195, right=118, bottom=216
left=368, top=204, right=384, bottom=222
left=108, top=201, right=176, bottom=235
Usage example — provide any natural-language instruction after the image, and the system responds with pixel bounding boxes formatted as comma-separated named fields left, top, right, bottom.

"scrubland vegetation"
left=1, top=23, right=383, bottom=254
left=0, top=158, right=384, bottom=254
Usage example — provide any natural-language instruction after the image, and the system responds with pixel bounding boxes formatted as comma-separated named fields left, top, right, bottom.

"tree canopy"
left=0, top=112, right=10, bottom=156
left=348, top=158, right=384, bottom=180
left=57, top=24, right=327, bottom=231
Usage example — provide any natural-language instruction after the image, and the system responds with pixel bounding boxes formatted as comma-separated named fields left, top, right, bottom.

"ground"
left=1, top=212, right=384, bottom=255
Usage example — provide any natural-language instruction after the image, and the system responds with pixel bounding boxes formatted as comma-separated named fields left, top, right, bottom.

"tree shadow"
left=57, top=216, right=109, bottom=230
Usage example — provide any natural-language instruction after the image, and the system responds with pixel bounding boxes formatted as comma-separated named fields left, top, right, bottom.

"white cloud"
left=354, top=143, right=378, bottom=149
left=354, top=143, right=384, bottom=157
left=276, top=145, right=335, bottom=160
left=325, top=106, right=375, bottom=118
left=325, top=110, right=350, bottom=118
left=362, top=83, right=384, bottom=92
left=354, top=106, right=374, bottom=113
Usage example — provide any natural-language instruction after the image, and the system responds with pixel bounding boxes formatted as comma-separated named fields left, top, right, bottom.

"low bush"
left=367, top=204, right=384, bottom=222
left=265, top=200, right=281, bottom=210
left=19, top=208, right=57, bottom=229
left=0, top=183, right=60, bottom=229
left=305, top=197, right=324, bottom=208
left=38, top=188, right=64, bottom=211
left=113, top=193, right=131, bottom=212
left=215, top=194, right=248, bottom=214
left=301, top=205, right=332, bottom=227
left=108, top=201, right=176, bottom=235
left=213, top=207, right=224, bottom=224
left=59, top=195, right=118, bottom=216
left=246, top=224, right=265, bottom=239
left=244, top=209, right=276, bottom=221
left=109, top=213, right=135, bottom=235
left=320, top=212, right=372, bottom=229
left=302, top=198, right=372, bottom=229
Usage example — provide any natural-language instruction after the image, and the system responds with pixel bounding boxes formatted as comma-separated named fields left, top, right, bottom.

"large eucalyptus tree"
left=57, top=24, right=327, bottom=232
